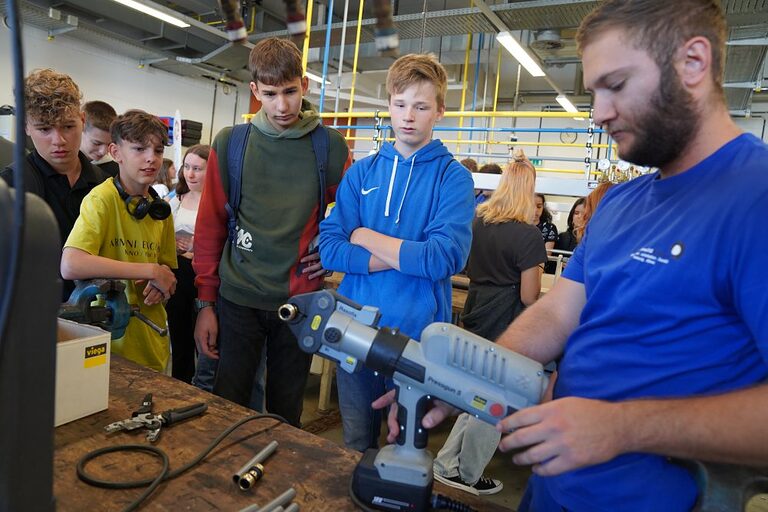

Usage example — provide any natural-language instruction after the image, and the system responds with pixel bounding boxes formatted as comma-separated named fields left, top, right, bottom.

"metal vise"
left=58, top=279, right=167, bottom=339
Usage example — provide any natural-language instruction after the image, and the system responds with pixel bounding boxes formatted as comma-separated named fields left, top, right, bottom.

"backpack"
left=224, top=122, right=330, bottom=245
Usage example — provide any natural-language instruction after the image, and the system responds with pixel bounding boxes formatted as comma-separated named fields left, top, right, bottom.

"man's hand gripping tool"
left=104, top=393, right=208, bottom=442
left=279, top=290, right=548, bottom=512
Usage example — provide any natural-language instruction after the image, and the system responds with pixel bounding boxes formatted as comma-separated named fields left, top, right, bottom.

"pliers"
left=105, top=393, right=208, bottom=442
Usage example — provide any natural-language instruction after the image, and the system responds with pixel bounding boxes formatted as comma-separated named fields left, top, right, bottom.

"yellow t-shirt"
left=65, top=178, right=177, bottom=371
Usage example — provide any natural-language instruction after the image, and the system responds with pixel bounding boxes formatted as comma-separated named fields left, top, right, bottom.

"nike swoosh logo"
left=361, top=186, right=379, bottom=195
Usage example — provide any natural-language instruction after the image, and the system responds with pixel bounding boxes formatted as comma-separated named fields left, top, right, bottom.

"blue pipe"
left=453, top=152, right=592, bottom=163
left=330, top=125, right=604, bottom=134
left=318, top=0, right=335, bottom=113
left=469, top=33, right=483, bottom=152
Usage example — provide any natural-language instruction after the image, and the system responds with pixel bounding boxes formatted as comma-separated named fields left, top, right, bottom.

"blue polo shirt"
left=533, top=133, right=768, bottom=511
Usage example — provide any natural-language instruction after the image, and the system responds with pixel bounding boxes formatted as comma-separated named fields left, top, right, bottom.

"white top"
left=169, top=195, right=198, bottom=235
left=152, top=183, right=170, bottom=198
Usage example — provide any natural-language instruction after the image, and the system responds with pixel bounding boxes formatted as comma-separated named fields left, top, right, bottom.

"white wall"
left=0, top=23, right=251, bottom=149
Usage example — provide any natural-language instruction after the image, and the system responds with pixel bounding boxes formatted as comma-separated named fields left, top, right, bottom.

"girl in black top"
left=555, top=197, right=586, bottom=253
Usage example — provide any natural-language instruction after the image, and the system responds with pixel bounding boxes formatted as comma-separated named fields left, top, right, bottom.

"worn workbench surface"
left=54, top=356, right=511, bottom=511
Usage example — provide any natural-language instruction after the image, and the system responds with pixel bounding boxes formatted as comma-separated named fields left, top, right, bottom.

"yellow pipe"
left=489, top=47, right=502, bottom=144
left=345, top=136, right=383, bottom=141
left=320, top=111, right=591, bottom=119
left=456, top=32, right=472, bottom=154
left=301, top=0, right=315, bottom=73
left=345, top=0, right=366, bottom=138
left=348, top=135, right=612, bottom=150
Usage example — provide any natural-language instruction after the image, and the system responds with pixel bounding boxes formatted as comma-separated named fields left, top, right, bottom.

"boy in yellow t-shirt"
left=61, top=110, right=177, bottom=372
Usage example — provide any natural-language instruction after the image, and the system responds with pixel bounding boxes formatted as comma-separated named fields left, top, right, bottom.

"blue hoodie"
left=320, top=139, right=475, bottom=340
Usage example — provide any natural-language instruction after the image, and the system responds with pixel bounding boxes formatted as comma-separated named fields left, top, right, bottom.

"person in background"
left=575, top=182, right=614, bottom=243
left=166, top=145, right=209, bottom=384
left=152, top=158, right=176, bottom=199
left=433, top=149, right=546, bottom=496
left=460, top=157, right=478, bottom=173
left=555, top=197, right=586, bottom=254
left=320, top=53, right=475, bottom=452
left=81, top=100, right=119, bottom=178
left=61, top=110, right=177, bottom=372
left=534, top=193, right=558, bottom=274
left=193, top=38, right=350, bottom=427
left=474, top=162, right=502, bottom=206
left=0, top=69, right=109, bottom=301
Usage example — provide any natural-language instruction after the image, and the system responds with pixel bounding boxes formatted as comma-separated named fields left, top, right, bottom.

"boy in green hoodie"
left=192, top=37, right=350, bottom=427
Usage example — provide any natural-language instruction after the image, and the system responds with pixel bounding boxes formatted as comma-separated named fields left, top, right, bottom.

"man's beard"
left=618, top=69, right=700, bottom=169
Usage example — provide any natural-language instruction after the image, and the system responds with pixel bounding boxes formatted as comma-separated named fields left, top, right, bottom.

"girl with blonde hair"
left=433, top=149, right=547, bottom=496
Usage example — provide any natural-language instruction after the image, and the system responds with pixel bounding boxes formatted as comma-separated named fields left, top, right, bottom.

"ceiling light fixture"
left=110, top=0, right=190, bottom=28
left=305, top=71, right=331, bottom=85
left=556, top=94, right=579, bottom=113
left=496, top=31, right=545, bottom=78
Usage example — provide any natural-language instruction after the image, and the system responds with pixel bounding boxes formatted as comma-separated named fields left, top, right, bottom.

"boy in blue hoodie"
left=319, top=53, right=475, bottom=451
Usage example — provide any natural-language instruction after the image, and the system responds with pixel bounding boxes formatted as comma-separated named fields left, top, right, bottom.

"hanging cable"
left=420, top=0, right=428, bottom=53
left=0, top=0, right=26, bottom=348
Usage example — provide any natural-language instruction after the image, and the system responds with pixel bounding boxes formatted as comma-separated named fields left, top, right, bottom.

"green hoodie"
left=208, top=99, right=349, bottom=309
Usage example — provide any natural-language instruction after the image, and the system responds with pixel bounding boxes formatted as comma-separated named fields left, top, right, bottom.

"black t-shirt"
left=537, top=220, right=558, bottom=244
left=556, top=229, right=578, bottom=253
left=98, top=160, right=120, bottom=178
left=1, top=150, right=109, bottom=299
left=466, top=217, right=547, bottom=287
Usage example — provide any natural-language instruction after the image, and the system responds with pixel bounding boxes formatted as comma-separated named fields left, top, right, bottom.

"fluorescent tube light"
left=496, top=31, right=545, bottom=78
left=110, top=0, right=190, bottom=28
left=305, top=71, right=331, bottom=85
left=556, top=94, right=579, bottom=113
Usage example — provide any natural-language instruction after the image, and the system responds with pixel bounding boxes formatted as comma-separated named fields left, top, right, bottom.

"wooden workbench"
left=54, top=357, right=511, bottom=511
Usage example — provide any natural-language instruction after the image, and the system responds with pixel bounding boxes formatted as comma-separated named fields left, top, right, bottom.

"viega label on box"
left=84, top=343, right=108, bottom=368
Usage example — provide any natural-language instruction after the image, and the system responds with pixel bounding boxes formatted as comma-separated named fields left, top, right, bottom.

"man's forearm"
left=496, top=278, right=585, bottom=363
left=618, top=384, right=768, bottom=466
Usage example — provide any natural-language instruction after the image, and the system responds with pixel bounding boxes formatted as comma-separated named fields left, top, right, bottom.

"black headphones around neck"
left=112, top=177, right=171, bottom=221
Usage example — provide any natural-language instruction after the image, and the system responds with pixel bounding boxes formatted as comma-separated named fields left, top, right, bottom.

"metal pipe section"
left=232, top=440, right=279, bottom=491
left=456, top=32, right=473, bottom=154
left=256, top=487, right=297, bottom=512
left=299, top=0, right=315, bottom=73
left=345, top=0, right=366, bottom=138
left=333, top=0, right=351, bottom=122
left=469, top=33, right=483, bottom=153
left=318, top=0, right=335, bottom=113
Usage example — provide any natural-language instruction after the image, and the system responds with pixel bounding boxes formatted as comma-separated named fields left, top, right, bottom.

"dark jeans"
left=166, top=256, right=197, bottom=384
left=213, top=296, right=311, bottom=427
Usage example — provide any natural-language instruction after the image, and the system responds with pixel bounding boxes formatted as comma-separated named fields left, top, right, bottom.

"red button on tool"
left=489, top=403, right=504, bottom=417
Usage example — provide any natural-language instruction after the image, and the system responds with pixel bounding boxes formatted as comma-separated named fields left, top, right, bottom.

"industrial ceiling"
left=2, top=0, right=767, bottom=115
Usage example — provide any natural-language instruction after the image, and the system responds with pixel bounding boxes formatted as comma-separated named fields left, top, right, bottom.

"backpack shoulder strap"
left=309, top=123, right=330, bottom=222
left=225, top=123, right=251, bottom=243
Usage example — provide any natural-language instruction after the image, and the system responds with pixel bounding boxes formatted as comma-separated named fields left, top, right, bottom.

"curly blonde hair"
left=24, top=69, right=82, bottom=126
